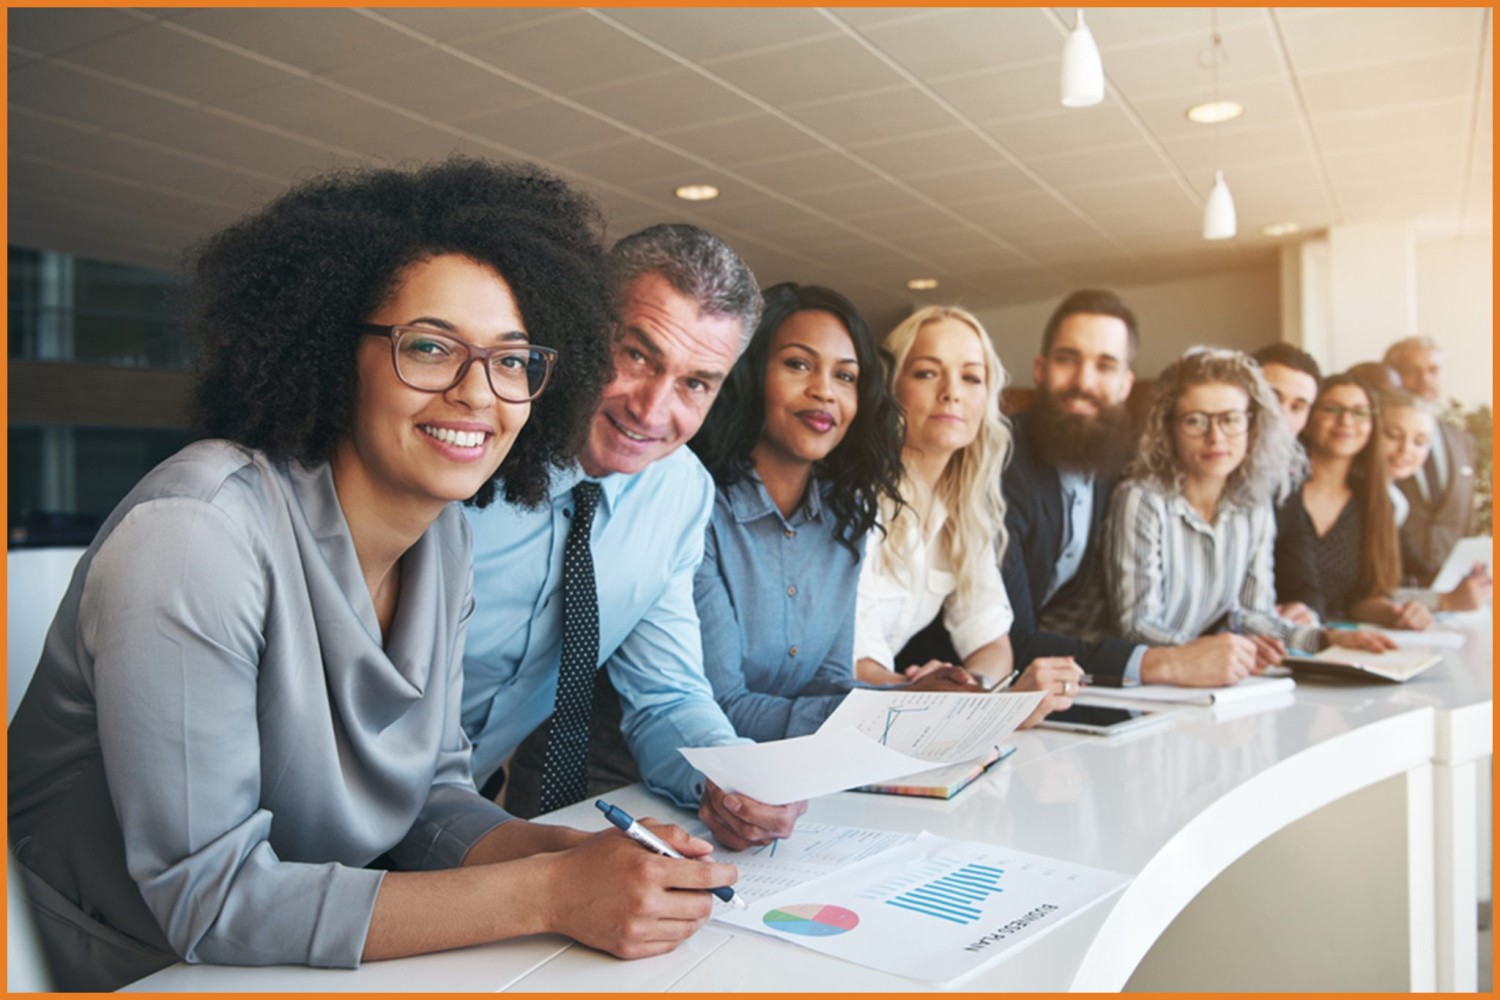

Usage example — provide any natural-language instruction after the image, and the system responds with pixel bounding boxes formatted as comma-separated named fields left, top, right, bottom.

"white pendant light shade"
left=1060, top=10, right=1104, bottom=108
left=1202, top=170, right=1236, bottom=240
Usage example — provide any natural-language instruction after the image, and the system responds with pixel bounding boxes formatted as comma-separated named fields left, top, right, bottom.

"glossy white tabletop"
left=124, top=620, right=1490, bottom=992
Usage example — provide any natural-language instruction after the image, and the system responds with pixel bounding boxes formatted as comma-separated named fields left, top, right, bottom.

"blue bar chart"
left=883, top=862, right=1006, bottom=925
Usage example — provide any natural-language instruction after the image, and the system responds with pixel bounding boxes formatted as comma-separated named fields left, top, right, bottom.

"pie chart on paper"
left=762, top=903, right=860, bottom=937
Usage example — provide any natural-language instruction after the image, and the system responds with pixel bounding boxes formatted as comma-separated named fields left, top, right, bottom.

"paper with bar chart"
left=713, top=832, right=1129, bottom=984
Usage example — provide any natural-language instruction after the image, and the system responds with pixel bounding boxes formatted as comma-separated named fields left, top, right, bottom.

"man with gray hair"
left=462, top=224, right=804, bottom=850
left=1383, top=335, right=1479, bottom=584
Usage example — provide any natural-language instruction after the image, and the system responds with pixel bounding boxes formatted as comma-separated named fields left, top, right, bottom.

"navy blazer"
left=895, top=409, right=1137, bottom=678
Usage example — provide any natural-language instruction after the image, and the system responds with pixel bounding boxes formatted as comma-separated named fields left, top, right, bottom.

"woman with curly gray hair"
left=1103, top=347, right=1392, bottom=682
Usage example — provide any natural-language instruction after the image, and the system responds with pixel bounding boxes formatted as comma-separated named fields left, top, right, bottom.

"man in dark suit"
left=900, top=290, right=1262, bottom=686
left=1383, top=335, right=1480, bottom=585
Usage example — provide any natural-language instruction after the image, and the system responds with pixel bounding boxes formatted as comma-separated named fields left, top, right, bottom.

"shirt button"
left=787, top=585, right=797, bottom=597
left=789, top=646, right=799, bottom=656
left=784, top=528, right=795, bottom=538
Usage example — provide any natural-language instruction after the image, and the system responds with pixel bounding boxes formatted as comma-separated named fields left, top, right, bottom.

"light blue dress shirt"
left=462, top=448, right=746, bottom=808
left=695, top=474, right=861, bottom=742
left=1045, top=468, right=1094, bottom=605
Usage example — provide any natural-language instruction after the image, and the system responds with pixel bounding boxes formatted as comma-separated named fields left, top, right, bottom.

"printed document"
left=680, top=691, right=1043, bottom=804
left=712, top=832, right=1129, bottom=984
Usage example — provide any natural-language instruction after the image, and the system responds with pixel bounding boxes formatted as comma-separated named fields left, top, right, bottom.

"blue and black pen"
left=595, top=799, right=747, bottom=909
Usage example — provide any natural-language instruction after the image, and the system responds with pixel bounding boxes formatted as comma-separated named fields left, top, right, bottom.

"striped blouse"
left=1104, top=478, right=1322, bottom=653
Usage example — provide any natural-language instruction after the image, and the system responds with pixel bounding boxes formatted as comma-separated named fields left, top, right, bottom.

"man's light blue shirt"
left=461, top=448, right=746, bottom=808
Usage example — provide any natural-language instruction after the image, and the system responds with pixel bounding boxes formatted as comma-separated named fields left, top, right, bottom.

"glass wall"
left=8, top=246, right=199, bottom=547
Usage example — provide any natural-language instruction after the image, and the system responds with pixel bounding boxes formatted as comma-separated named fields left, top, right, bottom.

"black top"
left=1275, top=489, right=1365, bottom=620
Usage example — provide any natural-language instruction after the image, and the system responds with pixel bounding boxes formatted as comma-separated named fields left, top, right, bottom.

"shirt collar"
left=727, top=470, right=825, bottom=527
left=550, top=461, right=627, bottom=516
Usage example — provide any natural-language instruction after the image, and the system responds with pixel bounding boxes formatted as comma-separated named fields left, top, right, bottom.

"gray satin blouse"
left=8, top=440, right=510, bottom=991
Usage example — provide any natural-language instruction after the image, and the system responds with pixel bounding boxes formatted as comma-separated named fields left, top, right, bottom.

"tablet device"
left=1428, top=535, right=1492, bottom=593
left=1034, top=703, right=1167, bottom=736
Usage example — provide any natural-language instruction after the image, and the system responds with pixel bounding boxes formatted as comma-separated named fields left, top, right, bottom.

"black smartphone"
left=1034, top=703, right=1168, bottom=736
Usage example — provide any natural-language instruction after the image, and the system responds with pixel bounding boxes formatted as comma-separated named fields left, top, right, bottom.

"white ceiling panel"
left=1275, top=7, right=1484, bottom=73
left=569, top=69, right=760, bottom=134
left=599, top=8, right=840, bottom=63
left=362, top=8, right=571, bottom=45
left=323, top=48, right=546, bottom=125
left=6, top=7, right=1489, bottom=318
left=8, top=8, right=146, bottom=56
left=1298, top=49, right=1481, bottom=118
left=452, top=12, right=682, bottom=96
left=851, top=8, right=1061, bottom=79
left=54, top=22, right=294, bottom=104
left=979, top=107, right=1144, bottom=159
left=706, top=35, right=912, bottom=106
left=167, top=8, right=426, bottom=75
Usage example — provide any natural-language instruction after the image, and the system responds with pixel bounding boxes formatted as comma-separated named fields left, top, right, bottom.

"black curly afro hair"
left=187, top=156, right=614, bottom=508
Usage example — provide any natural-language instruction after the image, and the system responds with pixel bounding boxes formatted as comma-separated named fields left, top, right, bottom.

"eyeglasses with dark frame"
left=358, top=324, right=557, bottom=403
left=1315, top=402, right=1374, bottom=424
left=1173, top=409, right=1251, bottom=437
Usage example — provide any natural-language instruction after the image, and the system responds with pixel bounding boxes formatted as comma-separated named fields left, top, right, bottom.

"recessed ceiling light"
left=674, top=184, right=720, bottom=202
left=906, top=278, right=939, bottom=291
left=1260, top=222, right=1302, bottom=237
left=1185, top=100, right=1245, bottom=125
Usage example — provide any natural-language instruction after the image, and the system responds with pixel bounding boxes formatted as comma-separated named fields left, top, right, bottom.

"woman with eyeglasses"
left=1104, top=349, right=1391, bottom=681
left=1274, top=374, right=1439, bottom=628
left=9, top=160, right=732, bottom=990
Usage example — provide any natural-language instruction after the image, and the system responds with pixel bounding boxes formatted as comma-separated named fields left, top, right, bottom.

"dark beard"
left=1029, top=388, right=1129, bottom=473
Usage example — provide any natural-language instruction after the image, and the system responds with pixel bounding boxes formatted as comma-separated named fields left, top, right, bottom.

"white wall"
left=971, top=266, right=1281, bottom=386
left=1414, top=234, right=1493, bottom=408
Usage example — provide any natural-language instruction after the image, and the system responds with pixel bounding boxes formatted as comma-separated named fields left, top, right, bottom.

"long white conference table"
left=125, top=618, right=1491, bottom=993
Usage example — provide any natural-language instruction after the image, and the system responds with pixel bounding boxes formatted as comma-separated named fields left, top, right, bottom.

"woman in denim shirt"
left=688, top=284, right=973, bottom=741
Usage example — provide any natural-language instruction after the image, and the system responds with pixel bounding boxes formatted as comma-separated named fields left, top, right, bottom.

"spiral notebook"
left=854, top=744, right=1016, bottom=799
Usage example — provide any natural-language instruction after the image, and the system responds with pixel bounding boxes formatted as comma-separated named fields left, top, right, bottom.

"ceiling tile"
left=830, top=9, right=946, bottom=32
left=54, top=22, right=297, bottom=104
left=456, top=102, right=632, bottom=160
left=1028, top=142, right=1173, bottom=187
left=8, top=61, right=184, bottom=131
left=854, top=9, right=1060, bottom=78
left=1276, top=7, right=1484, bottom=74
left=323, top=48, right=542, bottom=124
left=1298, top=50, right=1478, bottom=118
left=794, top=179, right=928, bottom=219
left=927, top=62, right=1067, bottom=124
left=569, top=69, right=759, bottom=134
left=731, top=150, right=885, bottom=199
left=127, top=107, right=365, bottom=181
left=1081, top=7, right=1266, bottom=49
left=167, top=9, right=426, bottom=75
left=657, top=113, right=827, bottom=168
left=452, top=13, right=682, bottom=96
left=549, top=138, right=712, bottom=191
left=213, top=80, right=470, bottom=158
left=846, top=127, right=998, bottom=177
left=905, top=162, right=1032, bottom=206
left=785, top=86, right=954, bottom=147
left=600, top=8, right=840, bottom=63
left=1100, top=18, right=1285, bottom=100
left=979, top=107, right=1143, bottom=159
left=364, top=8, right=571, bottom=44
left=707, top=35, right=910, bottom=106
left=8, top=8, right=147, bottom=56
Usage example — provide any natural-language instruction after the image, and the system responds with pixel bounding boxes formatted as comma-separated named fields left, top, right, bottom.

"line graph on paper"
left=879, top=705, right=929, bottom=745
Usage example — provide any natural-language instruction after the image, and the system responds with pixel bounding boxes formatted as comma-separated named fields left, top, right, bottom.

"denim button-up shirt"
left=694, top=474, right=863, bottom=741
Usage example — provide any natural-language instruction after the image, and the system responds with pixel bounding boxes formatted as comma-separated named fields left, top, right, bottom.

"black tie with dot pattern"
left=538, top=480, right=603, bottom=814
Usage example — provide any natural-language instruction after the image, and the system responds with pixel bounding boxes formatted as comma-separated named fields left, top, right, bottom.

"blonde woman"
left=1105, top=348, right=1391, bottom=685
left=854, top=306, right=1080, bottom=716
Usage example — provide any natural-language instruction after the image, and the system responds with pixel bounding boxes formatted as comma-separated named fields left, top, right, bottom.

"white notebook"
left=1075, top=673, right=1294, bottom=707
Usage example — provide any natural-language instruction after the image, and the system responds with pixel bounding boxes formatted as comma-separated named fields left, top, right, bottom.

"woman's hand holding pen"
left=540, top=820, right=737, bottom=959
